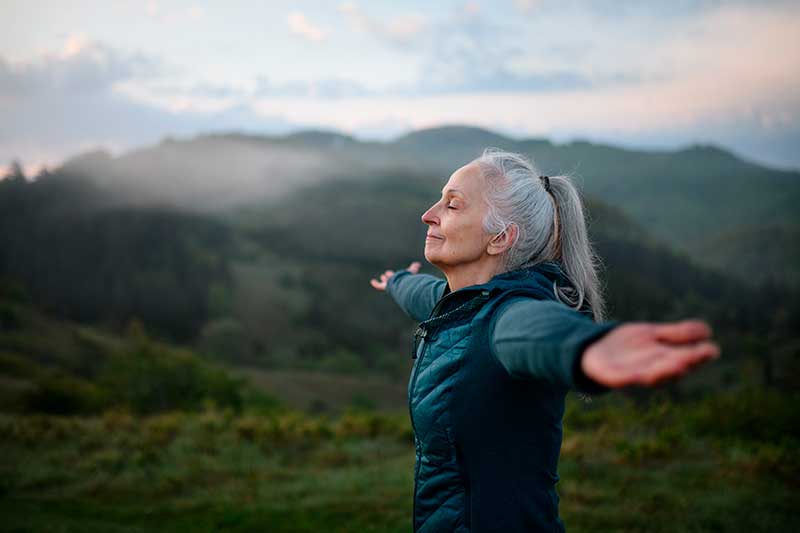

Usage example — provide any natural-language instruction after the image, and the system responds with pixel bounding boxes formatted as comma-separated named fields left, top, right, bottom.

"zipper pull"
left=412, top=326, right=427, bottom=359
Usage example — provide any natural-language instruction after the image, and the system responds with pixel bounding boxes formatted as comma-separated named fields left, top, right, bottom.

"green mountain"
left=3, top=126, right=799, bottom=400
left=0, top=173, right=233, bottom=341
left=51, top=125, right=800, bottom=286
left=698, top=224, right=800, bottom=287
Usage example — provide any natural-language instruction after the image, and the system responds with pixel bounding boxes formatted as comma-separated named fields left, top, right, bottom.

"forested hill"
left=50, top=126, right=800, bottom=287
left=1, top=158, right=798, bottom=397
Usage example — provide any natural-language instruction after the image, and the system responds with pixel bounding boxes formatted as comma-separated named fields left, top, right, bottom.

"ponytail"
left=546, top=175, right=606, bottom=322
left=475, top=148, right=606, bottom=321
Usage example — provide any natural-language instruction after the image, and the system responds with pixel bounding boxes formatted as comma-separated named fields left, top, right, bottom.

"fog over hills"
left=50, top=125, right=800, bottom=286
left=3, top=125, right=798, bottom=395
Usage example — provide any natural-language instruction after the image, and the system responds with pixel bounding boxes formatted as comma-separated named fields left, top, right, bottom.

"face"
left=421, top=163, right=493, bottom=270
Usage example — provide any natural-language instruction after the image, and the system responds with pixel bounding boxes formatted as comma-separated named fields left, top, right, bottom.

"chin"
left=423, top=250, right=438, bottom=266
left=424, top=253, right=445, bottom=270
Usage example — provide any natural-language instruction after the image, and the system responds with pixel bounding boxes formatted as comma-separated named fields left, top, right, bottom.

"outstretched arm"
left=491, top=299, right=616, bottom=394
left=370, top=261, right=448, bottom=322
left=491, top=298, right=720, bottom=394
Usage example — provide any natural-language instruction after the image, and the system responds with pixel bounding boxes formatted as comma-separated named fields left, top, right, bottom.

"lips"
left=426, top=233, right=443, bottom=240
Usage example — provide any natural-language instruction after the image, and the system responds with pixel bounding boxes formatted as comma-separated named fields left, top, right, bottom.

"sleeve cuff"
left=568, top=323, right=618, bottom=395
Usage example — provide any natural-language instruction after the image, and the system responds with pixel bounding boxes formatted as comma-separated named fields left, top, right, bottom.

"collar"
left=443, top=261, right=570, bottom=298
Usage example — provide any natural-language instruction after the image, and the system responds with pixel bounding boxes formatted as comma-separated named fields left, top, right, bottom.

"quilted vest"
left=408, top=264, right=573, bottom=532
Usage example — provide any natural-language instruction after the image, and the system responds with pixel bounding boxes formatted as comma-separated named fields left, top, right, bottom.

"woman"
left=370, top=149, right=720, bottom=532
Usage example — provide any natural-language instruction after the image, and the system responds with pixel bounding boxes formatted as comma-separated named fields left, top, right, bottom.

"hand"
left=581, top=320, right=721, bottom=388
left=370, top=261, right=421, bottom=291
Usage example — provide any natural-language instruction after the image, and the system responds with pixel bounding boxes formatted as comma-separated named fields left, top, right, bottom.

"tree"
left=2, top=160, right=26, bottom=183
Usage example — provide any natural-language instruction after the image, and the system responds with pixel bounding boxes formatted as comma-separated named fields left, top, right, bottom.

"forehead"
left=443, top=163, right=486, bottom=196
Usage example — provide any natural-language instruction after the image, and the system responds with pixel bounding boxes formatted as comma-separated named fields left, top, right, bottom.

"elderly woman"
left=370, top=149, right=719, bottom=532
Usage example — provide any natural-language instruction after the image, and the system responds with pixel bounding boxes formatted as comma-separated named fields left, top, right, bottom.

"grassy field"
left=1, top=387, right=798, bottom=532
left=237, top=367, right=408, bottom=414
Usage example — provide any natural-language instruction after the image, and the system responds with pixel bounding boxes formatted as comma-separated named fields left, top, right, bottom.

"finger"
left=653, top=320, right=712, bottom=345
left=634, top=342, right=720, bottom=386
left=369, top=279, right=385, bottom=290
left=677, top=341, right=720, bottom=365
left=408, top=261, right=421, bottom=273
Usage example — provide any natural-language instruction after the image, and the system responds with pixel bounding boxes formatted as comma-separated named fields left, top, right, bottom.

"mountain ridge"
left=37, top=124, right=800, bottom=287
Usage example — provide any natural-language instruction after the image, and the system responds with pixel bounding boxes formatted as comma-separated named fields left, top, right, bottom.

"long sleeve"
left=386, top=270, right=447, bottom=322
left=490, top=298, right=618, bottom=395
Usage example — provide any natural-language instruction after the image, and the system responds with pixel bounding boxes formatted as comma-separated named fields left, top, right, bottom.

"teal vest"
left=408, top=264, right=573, bottom=532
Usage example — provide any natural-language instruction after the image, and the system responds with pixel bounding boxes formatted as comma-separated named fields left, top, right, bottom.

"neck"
left=440, top=257, right=505, bottom=292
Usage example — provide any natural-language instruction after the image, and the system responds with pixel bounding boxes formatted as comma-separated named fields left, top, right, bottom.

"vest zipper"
left=408, top=326, right=431, bottom=436
left=409, top=327, right=427, bottom=531
left=407, top=287, right=490, bottom=530
left=408, top=287, right=490, bottom=437
left=411, top=326, right=427, bottom=360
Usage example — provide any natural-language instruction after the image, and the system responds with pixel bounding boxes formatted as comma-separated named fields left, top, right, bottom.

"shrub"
left=0, top=302, right=22, bottom=330
left=23, top=374, right=105, bottom=415
left=685, top=386, right=800, bottom=444
left=142, top=412, right=184, bottom=447
left=0, top=352, right=42, bottom=379
left=99, top=336, right=243, bottom=415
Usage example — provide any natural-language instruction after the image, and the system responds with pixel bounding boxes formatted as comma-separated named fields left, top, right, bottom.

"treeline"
left=230, top=176, right=800, bottom=386
left=2, top=164, right=798, bottom=393
left=0, top=165, right=233, bottom=341
left=0, top=277, right=249, bottom=415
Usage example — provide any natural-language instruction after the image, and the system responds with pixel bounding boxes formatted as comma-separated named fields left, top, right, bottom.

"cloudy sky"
left=2, top=0, right=799, bottom=173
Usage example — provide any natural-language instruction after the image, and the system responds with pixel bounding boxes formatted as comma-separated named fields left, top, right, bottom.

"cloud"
left=0, top=37, right=295, bottom=169
left=338, top=3, right=428, bottom=47
left=513, top=0, right=544, bottom=14
left=332, top=2, right=626, bottom=96
left=145, top=1, right=160, bottom=18
left=254, top=76, right=372, bottom=99
left=243, top=3, right=800, bottom=167
left=287, top=12, right=327, bottom=42
left=135, top=75, right=375, bottom=102
left=0, top=38, right=160, bottom=97
left=407, top=5, right=595, bottom=95
left=3, top=2, right=799, bottom=171
left=144, top=2, right=205, bottom=24
left=639, top=3, right=800, bottom=122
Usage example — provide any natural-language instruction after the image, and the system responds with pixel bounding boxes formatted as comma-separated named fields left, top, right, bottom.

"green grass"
left=237, top=367, right=407, bottom=414
left=0, top=409, right=414, bottom=532
left=1, top=389, right=797, bottom=532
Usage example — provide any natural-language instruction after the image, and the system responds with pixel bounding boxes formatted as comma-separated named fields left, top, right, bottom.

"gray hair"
left=473, top=148, right=606, bottom=322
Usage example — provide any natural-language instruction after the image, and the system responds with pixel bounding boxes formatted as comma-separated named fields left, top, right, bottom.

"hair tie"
left=539, top=175, right=551, bottom=193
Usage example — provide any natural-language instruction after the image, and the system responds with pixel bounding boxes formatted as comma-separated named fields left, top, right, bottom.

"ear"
left=487, top=224, right=518, bottom=256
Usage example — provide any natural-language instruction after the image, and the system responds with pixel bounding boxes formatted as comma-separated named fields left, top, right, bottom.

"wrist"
left=572, top=329, right=615, bottom=395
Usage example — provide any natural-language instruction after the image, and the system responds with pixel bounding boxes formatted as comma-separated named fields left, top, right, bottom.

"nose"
left=421, top=202, right=439, bottom=226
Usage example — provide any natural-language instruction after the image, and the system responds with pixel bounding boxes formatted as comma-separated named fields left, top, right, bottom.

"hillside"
left=2, top=138, right=798, bottom=400
left=48, top=125, right=800, bottom=286
left=0, top=281, right=245, bottom=415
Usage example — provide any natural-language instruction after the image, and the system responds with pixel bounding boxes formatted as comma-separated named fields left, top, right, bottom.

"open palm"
left=370, top=262, right=421, bottom=291
left=581, top=320, right=720, bottom=388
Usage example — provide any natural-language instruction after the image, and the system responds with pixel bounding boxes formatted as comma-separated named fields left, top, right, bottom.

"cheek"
left=444, top=220, right=486, bottom=253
